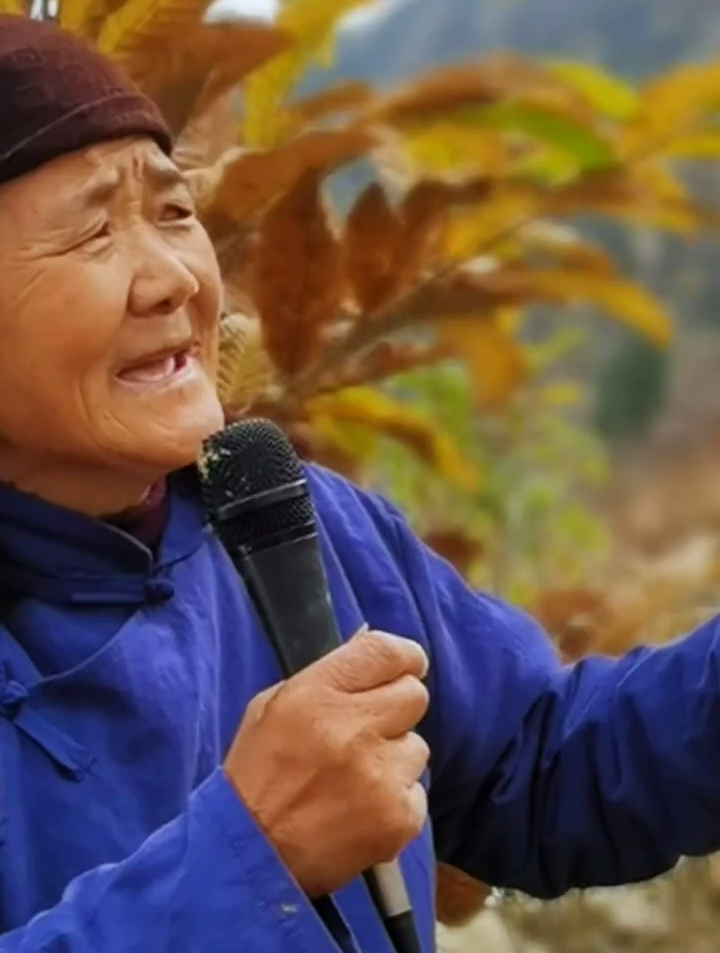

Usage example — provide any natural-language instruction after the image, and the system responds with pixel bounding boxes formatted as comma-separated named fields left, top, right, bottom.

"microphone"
left=199, top=417, right=423, bottom=953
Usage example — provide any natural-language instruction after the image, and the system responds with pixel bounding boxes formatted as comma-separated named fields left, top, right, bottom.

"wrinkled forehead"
left=0, top=137, right=185, bottom=226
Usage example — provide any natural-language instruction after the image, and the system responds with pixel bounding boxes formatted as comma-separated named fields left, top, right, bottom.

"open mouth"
left=116, top=346, right=194, bottom=385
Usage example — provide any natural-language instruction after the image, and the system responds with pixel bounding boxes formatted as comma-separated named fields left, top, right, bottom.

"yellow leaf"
left=548, top=166, right=712, bottom=236
left=243, top=0, right=375, bottom=147
left=202, top=127, right=375, bottom=230
left=0, top=0, right=28, bottom=13
left=402, top=124, right=509, bottom=178
left=664, top=130, right=720, bottom=160
left=544, top=60, right=640, bottom=121
left=517, top=221, right=614, bottom=275
left=537, top=380, right=585, bottom=407
left=306, top=387, right=479, bottom=492
left=96, top=0, right=212, bottom=69
left=58, top=0, right=126, bottom=37
left=444, top=185, right=540, bottom=260
left=437, top=317, right=528, bottom=410
left=528, top=271, right=673, bottom=347
left=249, top=170, right=343, bottom=377
left=621, top=60, right=720, bottom=157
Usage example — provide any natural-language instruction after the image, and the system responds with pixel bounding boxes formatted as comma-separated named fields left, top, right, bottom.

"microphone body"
left=199, top=420, right=424, bottom=953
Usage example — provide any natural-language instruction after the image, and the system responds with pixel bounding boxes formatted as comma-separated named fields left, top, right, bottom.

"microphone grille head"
left=199, top=418, right=314, bottom=553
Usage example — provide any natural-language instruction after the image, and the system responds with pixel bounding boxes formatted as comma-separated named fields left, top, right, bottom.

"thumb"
left=318, top=628, right=429, bottom=694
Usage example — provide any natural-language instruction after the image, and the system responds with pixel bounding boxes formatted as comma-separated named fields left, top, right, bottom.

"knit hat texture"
left=0, top=15, right=172, bottom=186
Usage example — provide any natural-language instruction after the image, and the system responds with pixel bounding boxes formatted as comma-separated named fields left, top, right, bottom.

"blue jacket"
left=0, top=463, right=719, bottom=952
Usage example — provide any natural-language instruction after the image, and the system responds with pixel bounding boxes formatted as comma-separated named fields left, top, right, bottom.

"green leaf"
left=544, top=59, right=640, bottom=121
left=477, top=102, right=617, bottom=171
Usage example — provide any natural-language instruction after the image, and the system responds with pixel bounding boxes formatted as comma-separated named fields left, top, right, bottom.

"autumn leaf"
left=216, top=313, right=279, bottom=414
left=435, top=863, right=490, bottom=928
left=287, top=80, right=374, bottom=126
left=437, top=316, right=529, bottom=410
left=396, top=180, right=471, bottom=284
left=515, top=221, right=615, bottom=275
left=400, top=264, right=671, bottom=348
left=664, top=130, right=720, bottom=161
left=172, top=90, right=238, bottom=171
left=243, top=0, right=376, bottom=147
left=526, top=270, right=673, bottom=347
left=543, top=60, right=640, bottom=121
left=202, top=128, right=376, bottom=233
left=362, top=55, right=591, bottom=128
left=343, top=184, right=404, bottom=312
left=476, top=102, right=617, bottom=171
left=96, top=0, right=212, bottom=70
left=320, top=341, right=448, bottom=391
left=306, top=387, right=479, bottom=491
left=547, top=166, right=719, bottom=235
left=443, top=185, right=541, bottom=260
left=622, top=60, right=720, bottom=157
left=249, top=170, right=344, bottom=377
left=139, top=22, right=294, bottom=135
left=58, top=0, right=127, bottom=36
left=0, top=0, right=28, bottom=13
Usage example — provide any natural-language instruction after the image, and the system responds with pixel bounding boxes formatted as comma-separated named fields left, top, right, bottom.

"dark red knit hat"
left=0, top=15, right=172, bottom=187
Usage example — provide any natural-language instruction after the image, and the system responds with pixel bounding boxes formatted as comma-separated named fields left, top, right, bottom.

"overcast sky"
left=209, top=0, right=404, bottom=30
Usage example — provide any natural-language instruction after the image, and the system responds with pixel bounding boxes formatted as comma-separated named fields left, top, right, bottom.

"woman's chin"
left=120, top=396, right=226, bottom=474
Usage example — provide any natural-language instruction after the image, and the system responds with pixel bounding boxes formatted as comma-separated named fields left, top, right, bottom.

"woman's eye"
left=161, top=202, right=195, bottom=222
left=90, top=221, right=111, bottom=240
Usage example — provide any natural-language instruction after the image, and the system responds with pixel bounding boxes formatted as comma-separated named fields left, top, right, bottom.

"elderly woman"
left=2, top=14, right=720, bottom=953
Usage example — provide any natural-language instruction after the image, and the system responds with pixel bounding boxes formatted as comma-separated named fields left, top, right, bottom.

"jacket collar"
left=0, top=467, right=209, bottom=605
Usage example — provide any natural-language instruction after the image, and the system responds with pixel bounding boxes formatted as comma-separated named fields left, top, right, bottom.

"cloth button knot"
left=0, top=679, right=28, bottom=718
left=144, top=579, right=175, bottom=603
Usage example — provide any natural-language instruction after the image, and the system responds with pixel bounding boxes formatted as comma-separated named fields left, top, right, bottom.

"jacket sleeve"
left=376, top=495, right=720, bottom=900
left=1, top=768, right=340, bottom=952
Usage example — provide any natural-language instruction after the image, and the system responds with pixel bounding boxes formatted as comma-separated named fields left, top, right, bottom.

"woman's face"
left=0, top=136, right=224, bottom=496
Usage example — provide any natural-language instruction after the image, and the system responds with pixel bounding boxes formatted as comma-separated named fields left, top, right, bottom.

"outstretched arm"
left=380, top=496, right=720, bottom=898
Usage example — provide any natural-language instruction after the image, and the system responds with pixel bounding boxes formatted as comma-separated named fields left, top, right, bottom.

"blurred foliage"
left=11, top=0, right=720, bottom=942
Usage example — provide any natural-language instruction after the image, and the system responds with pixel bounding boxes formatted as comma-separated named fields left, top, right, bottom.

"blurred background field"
left=12, top=0, right=720, bottom=947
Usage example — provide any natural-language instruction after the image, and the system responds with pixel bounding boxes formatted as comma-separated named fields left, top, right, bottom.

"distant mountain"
left=323, top=0, right=720, bottom=88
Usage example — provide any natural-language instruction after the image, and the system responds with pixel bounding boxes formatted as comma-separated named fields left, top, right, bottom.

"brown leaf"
left=343, top=184, right=404, bottom=312
left=423, top=529, right=483, bottom=576
left=216, top=312, right=279, bottom=414
left=397, top=178, right=493, bottom=286
left=343, top=177, right=494, bottom=316
left=410, top=268, right=535, bottom=321
left=173, top=91, right=238, bottom=171
left=249, top=171, right=344, bottom=377
left=320, top=340, right=449, bottom=391
left=132, top=22, right=293, bottom=136
left=204, top=128, right=376, bottom=232
left=531, top=587, right=615, bottom=661
left=361, top=54, right=593, bottom=128
left=288, top=80, right=374, bottom=126
left=435, top=862, right=490, bottom=928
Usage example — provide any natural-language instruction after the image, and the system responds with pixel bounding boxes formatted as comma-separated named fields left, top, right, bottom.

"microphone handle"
left=236, top=532, right=424, bottom=953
